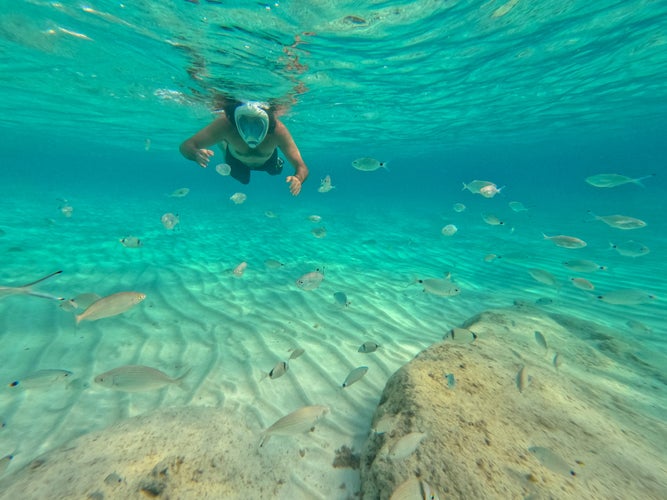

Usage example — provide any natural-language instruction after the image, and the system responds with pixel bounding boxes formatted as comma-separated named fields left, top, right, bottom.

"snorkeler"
left=179, top=99, right=309, bottom=196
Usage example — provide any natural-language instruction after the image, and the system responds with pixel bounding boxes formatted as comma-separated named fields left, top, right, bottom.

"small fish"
left=311, top=227, right=327, bottom=238
left=233, top=261, right=247, bottom=277
left=562, top=259, right=607, bottom=272
left=479, top=184, right=503, bottom=198
left=543, top=234, right=586, bottom=249
left=481, top=213, right=504, bottom=226
left=462, top=180, right=495, bottom=194
left=75, top=291, right=146, bottom=324
left=570, top=277, right=594, bottom=291
left=597, top=289, right=656, bottom=305
left=553, top=353, right=563, bottom=370
left=352, top=157, right=388, bottom=172
left=452, top=202, right=466, bottom=212
left=94, top=365, right=189, bottom=392
left=296, top=269, right=325, bottom=291
left=0, top=454, right=13, bottom=475
left=535, top=297, right=553, bottom=305
left=417, top=275, right=460, bottom=297
left=534, top=331, right=548, bottom=350
left=215, top=163, right=231, bottom=176
left=342, top=366, right=369, bottom=388
left=444, top=327, right=477, bottom=344
left=585, top=173, right=654, bottom=188
left=372, top=413, right=398, bottom=435
left=516, top=365, right=531, bottom=393
left=388, top=432, right=427, bottom=460
left=445, top=373, right=456, bottom=389
left=264, top=210, right=278, bottom=218
left=161, top=212, right=179, bottom=230
left=264, top=259, right=284, bottom=269
left=0, top=270, right=64, bottom=301
left=230, top=192, right=247, bottom=204
left=317, top=174, right=335, bottom=193
left=144, top=138, right=151, bottom=151
left=60, top=204, right=73, bottom=217
left=289, top=348, right=305, bottom=360
left=261, top=361, right=289, bottom=381
left=589, top=211, right=646, bottom=230
left=528, top=446, right=576, bottom=476
left=259, top=405, right=330, bottom=447
left=441, top=224, right=458, bottom=236
left=307, top=215, right=322, bottom=222
left=169, top=187, right=190, bottom=198
left=358, top=341, right=380, bottom=353
left=508, top=201, right=528, bottom=212
left=609, top=240, right=650, bottom=257
left=9, top=369, right=73, bottom=389
left=528, top=268, right=558, bottom=287
left=626, top=319, right=652, bottom=334
left=119, top=236, right=142, bottom=248
left=390, top=477, right=440, bottom=500
left=483, top=253, right=501, bottom=262
left=333, top=291, right=350, bottom=307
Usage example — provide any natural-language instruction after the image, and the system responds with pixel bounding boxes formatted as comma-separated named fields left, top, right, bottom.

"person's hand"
left=286, top=176, right=302, bottom=196
left=195, top=149, right=214, bottom=168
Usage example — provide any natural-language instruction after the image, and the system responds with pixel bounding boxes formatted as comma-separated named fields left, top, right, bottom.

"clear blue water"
left=1, top=0, right=666, bottom=495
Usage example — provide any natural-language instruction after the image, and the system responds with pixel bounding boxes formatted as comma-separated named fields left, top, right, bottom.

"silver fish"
left=553, top=353, right=563, bottom=370
left=444, top=327, right=477, bottom=344
left=289, top=348, right=305, bottom=360
left=388, top=432, right=427, bottom=460
left=296, top=269, right=325, bottom=291
left=265, top=361, right=289, bottom=380
left=9, top=369, right=73, bottom=389
left=358, top=341, right=380, bottom=353
left=260, top=405, right=329, bottom=447
left=590, top=212, right=646, bottom=230
left=94, top=365, right=189, bottom=392
left=418, top=276, right=460, bottom=297
left=161, top=212, right=180, bottom=230
left=342, top=366, right=368, bottom=388
left=585, top=173, right=654, bottom=188
left=390, top=477, right=441, bottom=500
left=333, top=291, right=350, bottom=306
left=610, top=240, right=650, bottom=257
left=75, top=291, right=146, bottom=324
left=562, top=259, right=607, bottom=272
left=534, top=331, right=548, bottom=350
left=528, top=268, right=558, bottom=287
left=597, top=289, right=656, bottom=305
left=516, top=365, right=530, bottom=393
left=169, top=187, right=190, bottom=197
left=352, top=157, right=388, bottom=172
left=462, top=179, right=495, bottom=194
left=119, top=236, right=142, bottom=248
left=528, top=446, right=576, bottom=476
left=0, top=270, right=63, bottom=301
left=543, top=234, right=586, bottom=249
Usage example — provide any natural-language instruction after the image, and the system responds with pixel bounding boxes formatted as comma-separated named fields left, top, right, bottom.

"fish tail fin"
left=461, top=182, right=468, bottom=191
left=19, top=270, right=63, bottom=288
left=75, top=313, right=83, bottom=325
left=632, top=173, right=655, bottom=187
left=259, top=432, right=270, bottom=448
left=174, top=367, right=192, bottom=390
left=381, top=162, right=390, bottom=172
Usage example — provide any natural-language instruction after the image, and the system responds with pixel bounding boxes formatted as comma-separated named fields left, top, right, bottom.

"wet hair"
left=223, top=100, right=276, bottom=133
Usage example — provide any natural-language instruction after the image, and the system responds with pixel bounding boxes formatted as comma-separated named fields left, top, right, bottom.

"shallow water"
left=1, top=1, right=666, bottom=497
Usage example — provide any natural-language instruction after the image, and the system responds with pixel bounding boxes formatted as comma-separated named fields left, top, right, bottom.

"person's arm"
left=179, top=116, right=228, bottom=168
left=276, top=122, right=309, bottom=196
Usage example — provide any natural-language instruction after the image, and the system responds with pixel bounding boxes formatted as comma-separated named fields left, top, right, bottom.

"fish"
left=288, top=348, right=305, bottom=360
left=358, top=341, right=380, bottom=353
left=481, top=213, right=504, bottom=226
left=462, top=180, right=495, bottom=194
left=508, top=201, right=528, bottom=212
left=528, top=268, right=558, bottom=287
left=352, top=157, right=388, bottom=171
left=534, top=331, right=548, bottom=350
left=445, top=373, right=456, bottom=389
left=259, top=405, right=329, bottom=447
left=94, top=365, right=189, bottom=392
left=372, top=413, right=399, bottom=435
left=388, top=432, right=427, bottom=460
left=317, top=174, right=335, bottom=193
left=311, top=227, right=327, bottom=238
left=0, top=270, right=64, bottom=301
left=307, top=215, right=322, bottom=222
left=543, top=234, right=586, bottom=249
left=609, top=240, right=650, bottom=257
left=333, top=291, right=350, bottom=307
left=484, top=253, right=501, bottom=262
left=161, top=212, right=179, bottom=230
left=264, top=210, right=278, bottom=218
left=230, top=192, right=247, bottom=204
left=75, top=291, right=146, bottom=324
left=444, top=327, right=477, bottom=344
left=597, top=289, right=656, bottom=305
left=119, top=236, right=142, bottom=248
left=60, top=292, right=102, bottom=311
left=626, top=319, right=652, bottom=334
left=296, top=269, right=325, bottom=291
left=60, top=204, right=73, bottom=217
left=570, top=277, right=594, bottom=291
left=528, top=446, right=576, bottom=476
left=535, top=297, right=553, bottom=305
left=589, top=211, right=646, bottom=230
left=215, top=163, right=231, bottom=176
left=261, top=361, right=289, bottom=381
left=169, top=187, right=190, bottom=198
left=441, top=224, right=458, bottom=236
left=585, top=173, right=654, bottom=188
left=479, top=184, right=503, bottom=198
left=562, top=259, right=607, bottom=272
left=553, top=353, right=563, bottom=370
left=9, top=369, right=73, bottom=389
left=452, top=202, right=466, bottom=212
left=417, top=275, right=460, bottom=297
left=390, top=477, right=441, bottom=500
left=342, top=366, right=369, bottom=388
left=264, top=259, right=284, bottom=269
left=516, top=365, right=531, bottom=393
left=233, top=261, right=247, bottom=277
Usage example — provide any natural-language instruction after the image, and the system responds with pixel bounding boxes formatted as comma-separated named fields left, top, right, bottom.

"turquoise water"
left=1, top=0, right=666, bottom=496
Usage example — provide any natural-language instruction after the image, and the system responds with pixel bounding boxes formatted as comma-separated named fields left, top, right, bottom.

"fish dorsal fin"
left=19, top=270, right=63, bottom=288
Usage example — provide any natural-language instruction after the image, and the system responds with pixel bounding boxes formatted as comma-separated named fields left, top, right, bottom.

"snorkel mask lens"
left=235, top=102, right=269, bottom=148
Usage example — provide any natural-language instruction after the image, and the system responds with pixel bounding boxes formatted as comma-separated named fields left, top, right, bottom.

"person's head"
left=228, top=101, right=276, bottom=148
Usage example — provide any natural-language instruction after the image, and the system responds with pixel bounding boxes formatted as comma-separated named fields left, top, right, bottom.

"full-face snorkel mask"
left=234, top=101, right=269, bottom=148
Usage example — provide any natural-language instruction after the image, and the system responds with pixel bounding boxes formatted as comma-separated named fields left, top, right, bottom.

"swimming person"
left=180, top=99, right=309, bottom=195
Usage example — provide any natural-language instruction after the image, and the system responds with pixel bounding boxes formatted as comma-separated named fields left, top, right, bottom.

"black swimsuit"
left=225, top=146, right=284, bottom=184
